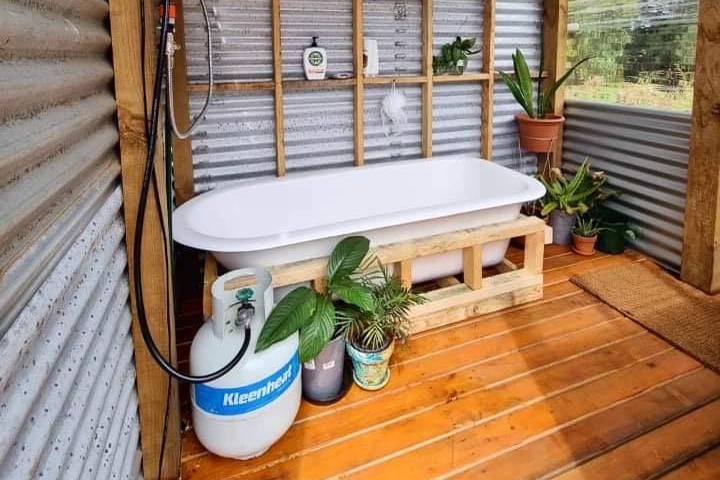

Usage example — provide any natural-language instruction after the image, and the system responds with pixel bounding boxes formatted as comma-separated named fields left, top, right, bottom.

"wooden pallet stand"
left=204, top=215, right=546, bottom=333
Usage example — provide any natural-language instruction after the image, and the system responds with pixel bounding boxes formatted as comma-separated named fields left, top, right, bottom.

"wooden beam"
left=540, top=0, right=569, bottom=172
left=396, top=260, right=413, bottom=290
left=108, top=1, right=180, bottom=478
left=463, top=245, right=483, bottom=289
left=188, top=81, right=275, bottom=93
left=353, top=0, right=365, bottom=166
left=681, top=0, right=720, bottom=294
left=172, top=0, right=195, bottom=205
left=481, top=0, right=496, bottom=159
left=271, top=0, right=286, bottom=176
left=421, top=0, right=433, bottom=158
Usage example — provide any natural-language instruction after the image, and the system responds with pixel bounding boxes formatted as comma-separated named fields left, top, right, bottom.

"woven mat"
left=571, top=262, right=720, bottom=371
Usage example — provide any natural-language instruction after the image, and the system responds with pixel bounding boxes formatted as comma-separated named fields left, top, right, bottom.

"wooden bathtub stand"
left=204, top=215, right=547, bottom=334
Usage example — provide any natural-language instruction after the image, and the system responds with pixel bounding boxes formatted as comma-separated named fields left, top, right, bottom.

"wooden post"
left=108, top=1, right=180, bottom=479
left=540, top=0, right=568, bottom=174
left=421, top=0, right=433, bottom=158
left=481, top=0, right=496, bottom=159
left=681, top=0, right=720, bottom=294
left=271, top=0, right=286, bottom=176
left=396, top=260, right=413, bottom=290
left=171, top=0, right=195, bottom=204
left=353, top=0, right=365, bottom=166
left=524, top=230, right=545, bottom=275
left=463, top=245, right=483, bottom=289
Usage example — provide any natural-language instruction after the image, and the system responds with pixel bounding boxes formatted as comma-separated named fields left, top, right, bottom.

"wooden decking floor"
left=180, top=246, right=720, bottom=480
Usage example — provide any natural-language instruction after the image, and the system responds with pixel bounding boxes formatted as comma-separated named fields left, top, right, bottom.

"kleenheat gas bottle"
left=190, top=268, right=301, bottom=459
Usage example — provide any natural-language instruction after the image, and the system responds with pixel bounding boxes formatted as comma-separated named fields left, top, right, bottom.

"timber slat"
left=180, top=250, right=720, bottom=480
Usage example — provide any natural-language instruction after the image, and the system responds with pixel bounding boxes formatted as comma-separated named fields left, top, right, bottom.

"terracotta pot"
left=515, top=114, right=565, bottom=153
left=346, top=337, right=394, bottom=391
left=572, top=233, right=598, bottom=256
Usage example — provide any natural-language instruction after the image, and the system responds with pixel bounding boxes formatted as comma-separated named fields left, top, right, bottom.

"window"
left=566, top=0, right=698, bottom=111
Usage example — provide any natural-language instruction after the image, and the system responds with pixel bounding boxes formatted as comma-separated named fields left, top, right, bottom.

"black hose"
left=134, top=0, right=250, bottom=384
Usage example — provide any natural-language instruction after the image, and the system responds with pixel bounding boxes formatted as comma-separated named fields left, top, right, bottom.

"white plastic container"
left=303, top=36, right=327, bottom=80
left=190, top=268, right=301, bottom=459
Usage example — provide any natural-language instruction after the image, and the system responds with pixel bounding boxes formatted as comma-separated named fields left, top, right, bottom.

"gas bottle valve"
left=234, top=288, right=256, bottom=328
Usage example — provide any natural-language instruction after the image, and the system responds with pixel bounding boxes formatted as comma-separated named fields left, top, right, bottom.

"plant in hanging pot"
left=337, top=261, right=426, bottom=391
left=571, top=215, right=604, bottom=256
left=433, top=36, right=481, bottom=75
left=255, top=236, right=375, bottom=404
left=538, top=159, right=612, bottom=245
left=497, top=49, right=592, bottom=153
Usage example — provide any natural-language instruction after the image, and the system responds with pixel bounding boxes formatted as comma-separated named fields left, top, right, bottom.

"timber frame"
left=204, top=216, right=547, bottom=333
left=681, top=0, right=720, bottom=294
left=172, top=1, right=566, bottom=204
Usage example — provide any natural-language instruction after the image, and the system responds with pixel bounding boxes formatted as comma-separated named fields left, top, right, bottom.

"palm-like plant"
left=538, top=159, right=611, bottom=217
left=497, top=49, right=592, bottom=118
left=336, top=260, right=426, bottom=351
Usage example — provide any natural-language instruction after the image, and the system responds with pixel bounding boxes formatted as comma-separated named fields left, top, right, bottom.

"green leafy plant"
left=336, top=260, right=426, bottom=351
left=538, top=159, right=613, bottom=217
left=497, top=48, right=592, bottom=118
left=573, top=215, right=604, bottom=237
left=433, top=36, right=481, bottom=75
left=255, top=236, right=375, bottom=362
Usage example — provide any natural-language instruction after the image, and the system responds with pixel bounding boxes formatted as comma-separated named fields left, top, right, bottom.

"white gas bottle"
left=190, top=268, right=301, bottom=459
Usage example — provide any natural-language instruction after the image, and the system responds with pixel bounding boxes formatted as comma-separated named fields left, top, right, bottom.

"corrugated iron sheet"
left=184, top=0, right=543, bottom=192
left=563, top=99, right=690, bottom=271
left=190, top=90, right=277, bottom=192
left=492, top=0, right=542, bottom=173
left=0, top=1, right=142, bottom=478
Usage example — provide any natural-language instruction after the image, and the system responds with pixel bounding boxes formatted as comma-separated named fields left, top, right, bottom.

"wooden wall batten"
left=272, top=0, right=287, bottom=177
left=681, top=0, right=720, bottom=294
left=421, top=0, right=434, bottom=158
left=539, top=0, right=568, bottom=174
left=353, top=0, right=365, bottom=166
left=172, top=0, right=195, bottom=205
left=480, top=0, right=497, bottom=159
left=108, top=0, right=181, bottom=478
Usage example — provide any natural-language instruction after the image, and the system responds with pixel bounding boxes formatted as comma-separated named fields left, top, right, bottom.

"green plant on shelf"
left=433, top=37, right=481, bottom=75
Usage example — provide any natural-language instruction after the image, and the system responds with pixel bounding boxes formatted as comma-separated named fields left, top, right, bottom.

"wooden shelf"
left=187, top=80, right=274, bottom=93
left=434, top=72, right=491, bottom=83
left=283, top=78, right=356, bottom=90
left=363, top=75, right=428, bottom=85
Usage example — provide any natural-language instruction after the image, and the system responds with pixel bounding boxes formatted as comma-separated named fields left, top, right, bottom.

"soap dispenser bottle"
left=303, top=36, right=327, bottom=80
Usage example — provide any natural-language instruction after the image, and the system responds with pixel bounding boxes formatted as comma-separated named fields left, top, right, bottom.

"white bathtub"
left=173, top=155, right=545, bottom=283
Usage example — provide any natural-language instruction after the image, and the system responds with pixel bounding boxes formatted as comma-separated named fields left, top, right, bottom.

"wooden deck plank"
left=444, top=368, right=720, bottom=479
left=659, top=445, right=720, bottom=480
left=183, top=343, right=697, bottom=479
left=553, top=399, right=720, bottom=480
left=337, top=349, right=698, bottom=480
left=180, top=250, right=720, bottom=480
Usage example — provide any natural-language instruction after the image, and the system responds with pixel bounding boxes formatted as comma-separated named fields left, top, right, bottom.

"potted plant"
left=572, top=215, right=603, bottom=256
left=593, top=207, right=637, bottom=254
left=337, top=261, right=426, bottom=390
left=255, top=236, right=375, bottom=403
left=497, top=49, right=592, bottom=153
left=433, top=37, right=481, bottom=75
left=538, top=159, right=611, bottom=245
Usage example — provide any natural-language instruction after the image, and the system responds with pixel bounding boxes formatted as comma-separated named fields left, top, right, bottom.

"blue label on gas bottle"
left=194, top=352, right=299, bottom=416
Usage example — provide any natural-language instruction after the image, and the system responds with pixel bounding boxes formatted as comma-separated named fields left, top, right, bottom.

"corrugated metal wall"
left=184, top=0, right=543, bottom=193
left=563, top=99, right=691, bottom=271
left=0, top=1, right=142, bottom=479
left=493, top=0, right=542, bottom=174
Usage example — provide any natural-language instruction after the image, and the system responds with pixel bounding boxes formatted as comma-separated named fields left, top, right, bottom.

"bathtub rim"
left=173, top=155, right=545, bottom=253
